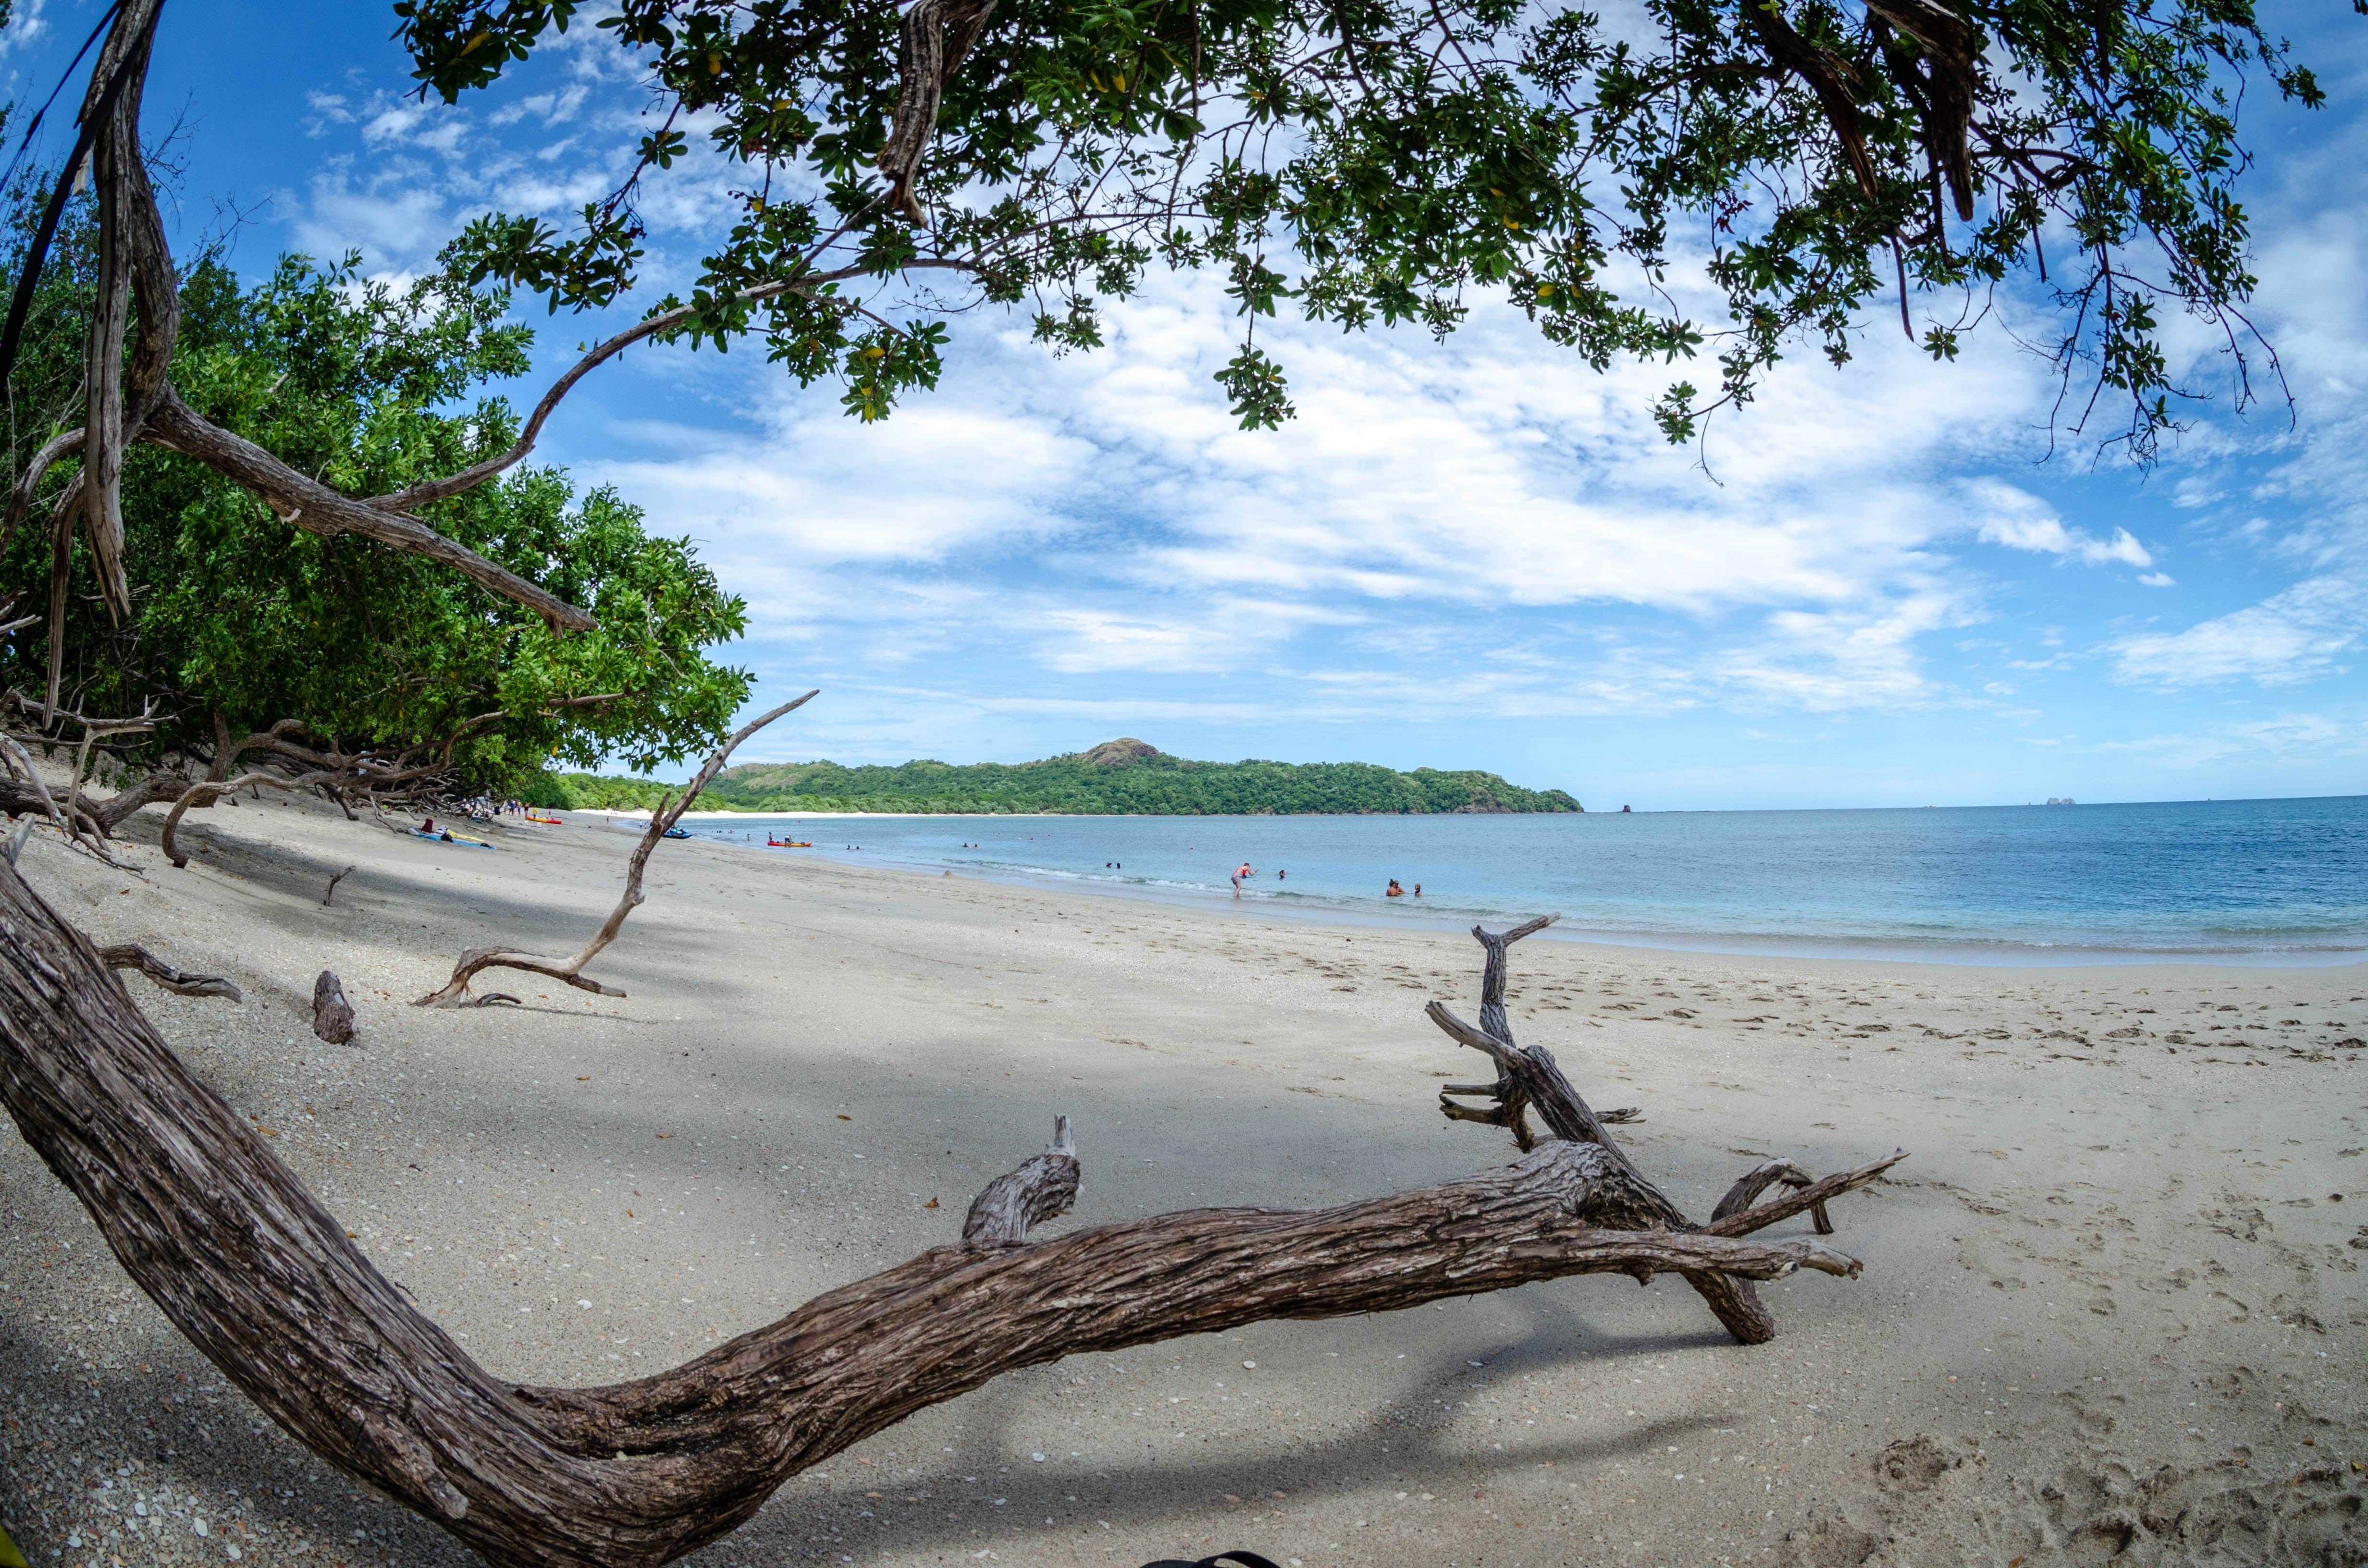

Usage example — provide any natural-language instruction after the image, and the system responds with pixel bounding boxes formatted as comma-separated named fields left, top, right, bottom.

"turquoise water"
left=673, top=795, right=2368, bottom=965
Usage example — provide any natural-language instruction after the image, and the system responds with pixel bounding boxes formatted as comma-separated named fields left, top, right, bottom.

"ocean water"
left=671, top=795, right=2368, bottom=966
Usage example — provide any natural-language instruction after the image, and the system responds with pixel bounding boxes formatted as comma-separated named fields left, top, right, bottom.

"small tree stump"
left=312, top=970, right=356, bottom=1044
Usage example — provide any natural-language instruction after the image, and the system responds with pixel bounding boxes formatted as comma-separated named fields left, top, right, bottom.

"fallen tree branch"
left=414, top=690, right=819, bottom=1006
left=159, top=769, right=328, bottom=869
left=0, top=734, right=118, bottom=862
left=322, top=864, right=355, bottom=906
left=1430, top=918, right=1904, bottom=1345
left=0, top=854, right=1866, bottom=1566
left=97, top=942, right=241, bottom=1000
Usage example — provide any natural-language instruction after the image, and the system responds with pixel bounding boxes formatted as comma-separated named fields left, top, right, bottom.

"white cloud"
left=0, top=0, right=50, bottom=56
left=563, top=264, right=2074, bottom=710
left=1032, top=600, right=1362, bottom=674
left=1968, top=481, right=2153, bottom=566
left=2112, top=573, right=2366, bottom=687
left=1715, top=588, right=1972, bottom=710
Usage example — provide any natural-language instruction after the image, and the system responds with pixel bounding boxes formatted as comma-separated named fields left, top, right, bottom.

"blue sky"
left=6, top=1, right=2365, bottom=809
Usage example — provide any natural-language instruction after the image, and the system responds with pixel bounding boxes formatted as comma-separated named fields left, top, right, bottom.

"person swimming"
left=1385, top=879, right=1404, bottom=897
left=1413, top=882, right=1422, bottom=896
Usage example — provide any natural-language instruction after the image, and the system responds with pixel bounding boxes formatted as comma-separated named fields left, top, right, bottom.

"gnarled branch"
left=963, top=1115, right=1079, bottom=1246
left=0, top=852, right=1865, bottom=1567
left=414, top=690, right=819, bottom=1006
left=139, top=389, right=593, bottom=632
left=98, top=942, right=240, bottom=1000
left=1429, top=918, right=1904, bottom=1345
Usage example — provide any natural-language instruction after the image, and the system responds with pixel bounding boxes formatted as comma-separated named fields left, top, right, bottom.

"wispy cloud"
left=2113, top=573, right=2366, bottom=687
left=1968, top=480, right=2154, bottom=566
left=249, top=10, right=2368, bottom=797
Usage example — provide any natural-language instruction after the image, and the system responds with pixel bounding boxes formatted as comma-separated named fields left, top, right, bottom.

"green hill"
left=534, top=737, right=1581, bottom=815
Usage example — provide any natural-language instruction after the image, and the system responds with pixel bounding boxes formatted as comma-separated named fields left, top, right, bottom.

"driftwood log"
left=1431, top=914, right=1903, bottom=1343
left=312, top=970, right=356, bottom=1044
left=0, top=857, right=1896, bottom=1568
left=414, top=691, right=817, bottom=1006
left=98, top=942, right=241, bottom=1001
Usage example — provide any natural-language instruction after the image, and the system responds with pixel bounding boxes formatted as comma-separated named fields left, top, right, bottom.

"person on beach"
left=1236, top=861, right=1254, bottom=880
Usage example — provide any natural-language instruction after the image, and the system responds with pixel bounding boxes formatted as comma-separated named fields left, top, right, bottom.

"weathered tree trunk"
left=416, top=692, right=817, bottom=1005
left=0, top=858, right=1890, bottom=1568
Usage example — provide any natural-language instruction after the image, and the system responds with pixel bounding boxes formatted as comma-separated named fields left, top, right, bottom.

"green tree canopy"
left=0, top=188, right=750, bottom=794
left=398, top=0, right=2348, bottom=458
left=552, top=740, right=1584, bottom=814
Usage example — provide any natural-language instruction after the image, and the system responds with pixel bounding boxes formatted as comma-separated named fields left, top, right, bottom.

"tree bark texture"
left=312, top=970, right=355, bottom=1043
left=87, top=766, right=192, bottom=831
left=0, top=857, right=1870, bottom=1568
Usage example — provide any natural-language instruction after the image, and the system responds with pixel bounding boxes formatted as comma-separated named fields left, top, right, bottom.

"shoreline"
left=568, top=808, right=2368, bottom=970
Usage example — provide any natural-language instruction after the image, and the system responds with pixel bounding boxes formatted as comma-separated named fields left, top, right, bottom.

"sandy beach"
left=3, top=788, right=2362, bottom=1568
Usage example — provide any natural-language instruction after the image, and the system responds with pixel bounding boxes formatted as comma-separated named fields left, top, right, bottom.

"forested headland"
left=538, top=737, right=1582, bottom=815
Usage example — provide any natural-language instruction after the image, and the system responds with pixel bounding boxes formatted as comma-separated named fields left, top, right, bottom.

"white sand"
left=2, top=787, right=2362, bottom=1567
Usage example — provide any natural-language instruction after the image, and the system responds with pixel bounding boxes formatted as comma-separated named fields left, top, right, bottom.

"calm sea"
left=669, top=795, right=2368, bottom=966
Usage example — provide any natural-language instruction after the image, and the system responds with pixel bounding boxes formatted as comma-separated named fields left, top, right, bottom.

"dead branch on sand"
left=1430, top=914, right=1904, bottom=1342
left=0, top=856, right=1901, bottom=1568
left=97, top=943, right=241, bottom=1000
left=413, top=691, right=818, bottom=1007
